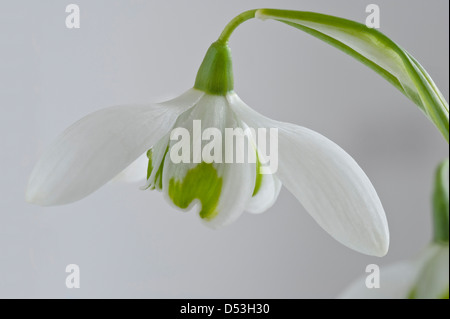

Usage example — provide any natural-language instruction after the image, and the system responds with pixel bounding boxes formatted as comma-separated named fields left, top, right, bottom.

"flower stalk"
left=217, top=9, right=257, bottom=44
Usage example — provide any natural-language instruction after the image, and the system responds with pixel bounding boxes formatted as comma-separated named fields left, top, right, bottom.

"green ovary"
left=168, top=162, right=223, bottom=221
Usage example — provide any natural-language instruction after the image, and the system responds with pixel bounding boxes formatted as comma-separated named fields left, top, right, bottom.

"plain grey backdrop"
left=0, top=0, right=448, bottom=298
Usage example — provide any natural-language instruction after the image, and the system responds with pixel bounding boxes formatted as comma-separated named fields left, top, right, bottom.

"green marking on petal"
left=146, top=146, right=168, bottom=190
left=441, top=288, right=449, bottom=299
left=252, top=153, right=263, bottom=197
left=146, top=149, right=153, bottom=180
left=154, top=146, right=168, bottom=190
left=168, top=162, right=222, bottom=221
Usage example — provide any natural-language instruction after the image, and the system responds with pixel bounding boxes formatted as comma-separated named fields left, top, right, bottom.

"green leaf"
left=433, top=159, right=449, bottom=243
left=256, top=9, right=449, bottom=142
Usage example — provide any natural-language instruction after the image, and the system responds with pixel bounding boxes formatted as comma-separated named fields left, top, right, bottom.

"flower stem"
left=217, top=9, right=257, bottom=44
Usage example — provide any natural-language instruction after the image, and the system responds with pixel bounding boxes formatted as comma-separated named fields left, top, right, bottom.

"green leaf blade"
left=433, top=159, right=449, bottom=243
left=256, top=9, right=449, bottom=142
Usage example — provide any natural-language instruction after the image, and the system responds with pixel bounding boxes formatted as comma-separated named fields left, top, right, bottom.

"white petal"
left=245, top=165, right=282, bottom=214
left=225, top=95, right=282, bottom=214
left=162, top=94, right=256, bottom=228
left=112, top=153, right=148, bottom=183
left=26, top=89, right=204, bottom=205
left=339, top=262, right=419, bottom=299
left=228, top=93, right=389, bottom=256
left=413, top=244, right=449, bottom=299
left=276, top=125, right=389, bottom=256
left=211, top=160, right=256, bottom=228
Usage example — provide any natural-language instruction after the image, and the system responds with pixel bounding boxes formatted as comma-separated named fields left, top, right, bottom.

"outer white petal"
left=162, top=94, right=256, bottom=228
left=228, top=93, right=389, bottom=256
left=339, top=262, right=419, bottom=299
left=276, top=125, right=389, bottom=256
left=26, top=89, right=204, bottom=205
left=112, top=153, right=148, bottom=183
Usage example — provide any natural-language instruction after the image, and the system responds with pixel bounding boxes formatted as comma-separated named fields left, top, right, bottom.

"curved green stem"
left=254, top=9, right=449, bottom=142
left=217, top=9, right=257, bottom=44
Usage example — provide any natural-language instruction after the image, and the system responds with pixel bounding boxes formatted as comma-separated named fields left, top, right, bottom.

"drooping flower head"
left=25, top=9, right=430, bottom=258
left=26, top=40, right=389, bottom=257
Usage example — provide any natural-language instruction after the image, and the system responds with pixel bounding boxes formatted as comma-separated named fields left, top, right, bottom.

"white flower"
left=340, top=159, right=449, bottom=298
left=26, top=41, right=389, bottom=257
left=339, top=243, right=449, bottom=299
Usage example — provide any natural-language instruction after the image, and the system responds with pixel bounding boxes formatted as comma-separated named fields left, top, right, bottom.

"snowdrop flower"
left=26, top=41, right=389, bottom=257
left=340, top=160, right=449, bottom=299
left=26, top=11, right=390, bottom=257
